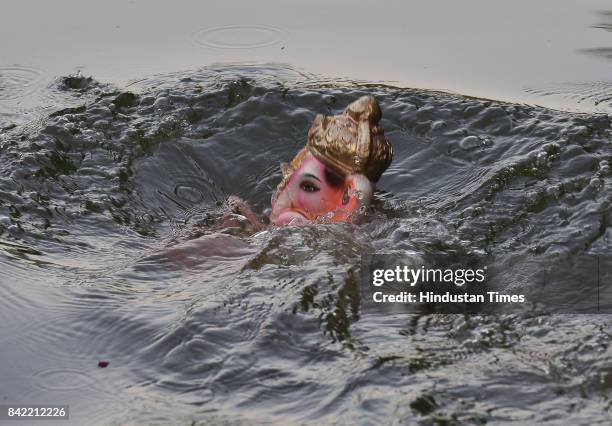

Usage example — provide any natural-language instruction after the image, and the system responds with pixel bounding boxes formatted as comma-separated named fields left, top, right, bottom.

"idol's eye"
left=300, top=181, right=320, bottom=193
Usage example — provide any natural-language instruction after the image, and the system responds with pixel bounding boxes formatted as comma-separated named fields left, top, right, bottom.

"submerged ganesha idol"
left=269, top=95, right=393, bottom=225
left=215, top=95, right=393, bottom=232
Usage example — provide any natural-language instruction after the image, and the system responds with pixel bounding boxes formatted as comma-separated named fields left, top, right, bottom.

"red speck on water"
left=98, top=361, right=109, bottom=368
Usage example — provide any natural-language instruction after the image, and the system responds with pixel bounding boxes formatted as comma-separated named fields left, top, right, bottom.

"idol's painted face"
left=270, top=153, right=373, bottom=226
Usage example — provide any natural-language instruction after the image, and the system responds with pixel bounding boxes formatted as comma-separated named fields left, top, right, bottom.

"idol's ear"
left=347, top=173, right=374, bottom=207
left=329, top=173, right=374, bottom=222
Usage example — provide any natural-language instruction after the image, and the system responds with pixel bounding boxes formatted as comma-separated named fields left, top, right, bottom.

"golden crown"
left=307, top=95, right=393, bottom=182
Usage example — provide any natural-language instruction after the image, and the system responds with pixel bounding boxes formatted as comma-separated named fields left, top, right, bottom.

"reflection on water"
left=531, top=10, right=612, bottom=111
left=580, top=47, right=612, bottom=59
left=593, top=10, right=612, bottom=32
left=0, top=64, right=611, bottom=424
left=579, top=10, right=612, bottom=60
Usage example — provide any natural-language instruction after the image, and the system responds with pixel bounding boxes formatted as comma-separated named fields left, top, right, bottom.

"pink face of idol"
left=270, top=153, right=374, bottom=226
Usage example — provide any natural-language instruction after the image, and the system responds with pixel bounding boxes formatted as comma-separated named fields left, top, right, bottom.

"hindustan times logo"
left=362, top=253, right=608, bottom=314
left=372, top=266, right=487, bottom=287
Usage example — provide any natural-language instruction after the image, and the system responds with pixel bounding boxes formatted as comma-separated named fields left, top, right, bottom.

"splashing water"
left=0, top=64, right=611, bottom=424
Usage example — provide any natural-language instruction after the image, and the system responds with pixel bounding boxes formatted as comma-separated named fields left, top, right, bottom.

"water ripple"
left=525, top=81, right=612, bottom=109
left=0, top=66, right=44, bottom=101
left=32, top=368, right=95, bottom=392
left=192, top=25, right=287, bottom=49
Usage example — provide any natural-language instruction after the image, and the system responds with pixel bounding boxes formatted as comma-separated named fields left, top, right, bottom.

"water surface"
left=2, top=0, right=612, bottom=127
left=0, top=64, right=611, bottom=424
left=1, top=1, right=612, bottom=424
